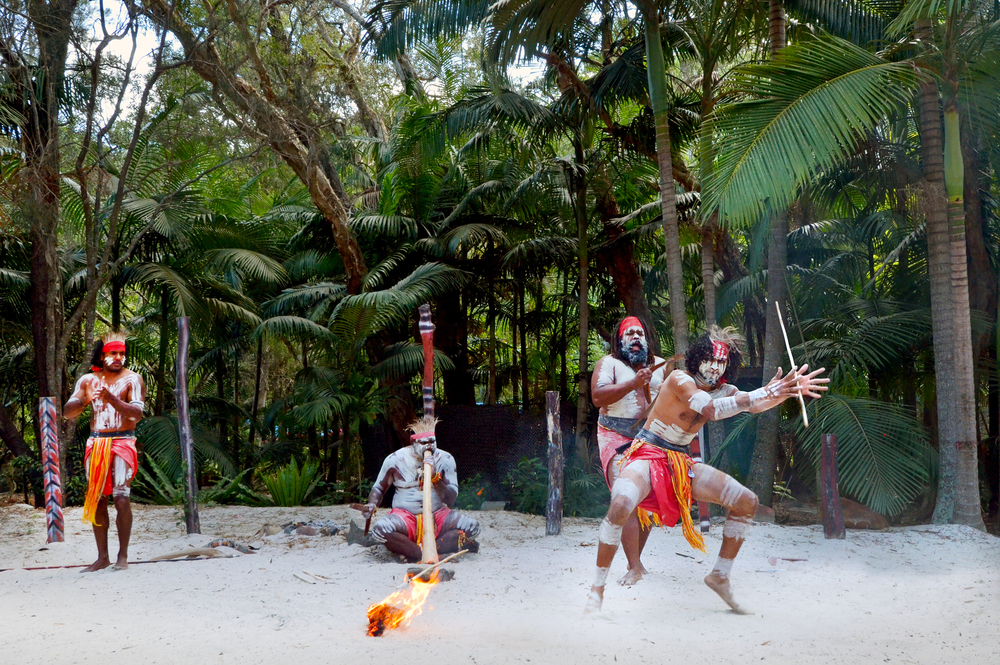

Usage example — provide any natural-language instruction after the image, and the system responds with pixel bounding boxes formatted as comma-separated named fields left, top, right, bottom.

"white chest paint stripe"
left=649, top=418, right=696, bottom=446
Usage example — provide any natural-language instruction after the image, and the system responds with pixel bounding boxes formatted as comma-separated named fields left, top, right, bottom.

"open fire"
left=366, top=573, right=439, bottom=636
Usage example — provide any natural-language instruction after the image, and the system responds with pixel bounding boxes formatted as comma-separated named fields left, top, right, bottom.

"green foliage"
left=132, top=457, right=261, bottom=506
left=504, top=456, right=609, bottom=518
left=261, top=458, right=321, bottom=507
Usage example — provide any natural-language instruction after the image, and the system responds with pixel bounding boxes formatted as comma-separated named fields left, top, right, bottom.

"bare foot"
left=704, top=573, right=753, bottom=614
left=81, top=557, right=112, bottom=573
left=583, top=586, right=604, bottom=614
left=112, top=555, right=128, bottom=571
left=617, top=564, right=648, bottom=586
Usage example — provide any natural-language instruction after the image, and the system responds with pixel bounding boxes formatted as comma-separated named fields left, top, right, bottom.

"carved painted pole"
left=820, top=433, right=846, bottom=539
left=176, top=316, right=200, bottom=534
left=39, top=397, right=64, bottom=543
left=545, top=391, right=563, bottom=535
left=418, top=304, right=439, bottom=563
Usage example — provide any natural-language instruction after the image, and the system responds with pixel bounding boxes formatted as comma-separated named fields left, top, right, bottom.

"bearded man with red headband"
left=591, top=316, right=669, bottom=586
left=64, top=331, right=146, bottom=571
left=362, top=416, right=480, bottom=562
left=586, top=325, right=829, bottom=614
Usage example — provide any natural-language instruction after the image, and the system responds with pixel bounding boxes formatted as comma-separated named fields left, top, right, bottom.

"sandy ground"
left=1, top=502, right=998, bottom=665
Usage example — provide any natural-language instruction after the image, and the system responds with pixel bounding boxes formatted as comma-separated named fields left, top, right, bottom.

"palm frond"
left=702, top=36, right=918, bottom=227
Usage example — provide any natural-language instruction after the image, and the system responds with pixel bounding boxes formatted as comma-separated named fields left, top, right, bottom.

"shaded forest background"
left=1, top=0, right=997, bottom=529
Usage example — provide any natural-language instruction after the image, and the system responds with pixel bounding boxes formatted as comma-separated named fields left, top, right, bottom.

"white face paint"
left=698, top=359, right=727, bottom=387
left=411, top=437, right=436, bottom=459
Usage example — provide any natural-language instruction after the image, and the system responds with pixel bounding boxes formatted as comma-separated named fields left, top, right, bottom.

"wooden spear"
left=417, top=304, right=439, bottom=564
left=775, top=301, right=809, bottom=428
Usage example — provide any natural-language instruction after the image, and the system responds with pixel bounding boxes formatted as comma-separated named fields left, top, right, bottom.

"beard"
left=619, top=337, right=649, bottom=367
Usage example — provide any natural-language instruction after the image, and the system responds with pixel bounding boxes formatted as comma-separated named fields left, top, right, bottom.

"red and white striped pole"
left=39, top=397, right=64, bottom=543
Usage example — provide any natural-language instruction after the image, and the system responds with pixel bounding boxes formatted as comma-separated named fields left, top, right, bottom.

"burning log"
left=366, top=576, right=437, bottom=636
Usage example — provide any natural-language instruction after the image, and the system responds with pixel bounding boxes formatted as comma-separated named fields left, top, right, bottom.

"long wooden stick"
left=775, top=301, right=809, bottom=428
left=417, top=304, right=439, bottom=564
left=396, top=549, right=468, bottom=588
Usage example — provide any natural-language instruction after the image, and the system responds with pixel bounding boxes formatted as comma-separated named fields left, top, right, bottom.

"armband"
left=688, top=391, right=711, bottom=413
left=130, top=399, right=146, bottom=411
left=713, top=396, right=742, bottom=419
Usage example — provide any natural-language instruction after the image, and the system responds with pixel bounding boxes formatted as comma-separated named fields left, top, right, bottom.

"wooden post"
left=175, top=316, right=200, bottom=534
left=545, top=391, right=563, bottom=535
left=820, top=433, right=846, bottom=539
left=39, top=397, right=64, bottom=543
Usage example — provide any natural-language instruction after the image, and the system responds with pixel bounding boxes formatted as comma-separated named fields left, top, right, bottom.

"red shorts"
left=389, top=507, right=451, bottom=543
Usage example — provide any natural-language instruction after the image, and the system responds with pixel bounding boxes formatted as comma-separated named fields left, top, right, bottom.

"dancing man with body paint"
left=64, top=332, right=146, bottom=571
left=591, top=316, right=670, bottom=586
left=362, top=416, right=481, bottom=562
left=585, top=325, right=828, bottom=614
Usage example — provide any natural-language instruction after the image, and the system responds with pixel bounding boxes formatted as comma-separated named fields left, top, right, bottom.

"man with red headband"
left=64, top=332, right=146, bottom=571
left=586, top=325, right=829, bottom=614
left=362, top=416, right=480, bottom=562
left=591, top=315, right=669, bottom=586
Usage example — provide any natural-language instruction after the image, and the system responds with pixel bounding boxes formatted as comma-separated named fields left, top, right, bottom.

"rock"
left=839, top=498, right=889, bottom=530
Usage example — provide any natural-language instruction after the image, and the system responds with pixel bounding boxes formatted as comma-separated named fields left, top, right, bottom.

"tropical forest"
left=1, top=0, right=998, bottom=532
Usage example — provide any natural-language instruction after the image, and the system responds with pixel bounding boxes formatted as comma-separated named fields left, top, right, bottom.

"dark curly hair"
left=685, top=325, right=743, bottom=386
left=89, top=332, right=128, bottom=370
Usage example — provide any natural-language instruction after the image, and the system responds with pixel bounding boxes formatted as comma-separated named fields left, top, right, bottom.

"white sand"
left=1, top=502, right=998, bottom=665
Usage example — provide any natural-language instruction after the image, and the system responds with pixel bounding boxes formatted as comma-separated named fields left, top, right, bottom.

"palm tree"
left=702, top=2, right=999, bottom=526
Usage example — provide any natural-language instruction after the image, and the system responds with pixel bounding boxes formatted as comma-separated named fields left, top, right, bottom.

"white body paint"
left=649, top=418, right=696, bottom=446
left=611, top=477, right=641, bottom=506
left=598, top=517, right=623, bottom=545
left=594, top=356, right=666, bottom=418
left=722, top=517, right=752, bottom=540
left=372, top=448, right=458, bottom=514
left=747, top=385, right=776, bottom=408
left=75, top=372, right=144, bottom=432
left=688, top=391, right=711, bottom=413
left=593, top=566, right=610, bottom=587
left=719, top=476, right=747, bottom=508
left=712, top=557, right=734, bottom=578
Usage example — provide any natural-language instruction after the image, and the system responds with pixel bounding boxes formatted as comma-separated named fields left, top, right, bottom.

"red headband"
left=711, top=340, right=729, bottom=362
left=103, top=340, right=126, bottom=353
left=617, top=316, right=643, bottom=338
left=410, top=431, right=435, bottom=441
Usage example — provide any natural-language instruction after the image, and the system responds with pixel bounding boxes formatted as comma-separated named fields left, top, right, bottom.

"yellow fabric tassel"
left=636, top=508, right=662, bottom=530
left=82, top=437, right=113, bottom=526
left=667, top=450, right=707, bottom=553
left=415, top=514, right=423, bottom=543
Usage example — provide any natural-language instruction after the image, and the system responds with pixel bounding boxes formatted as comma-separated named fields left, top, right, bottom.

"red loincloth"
left=389, top=507, right=451, bottom=543
left=84, top=437, right=138, bottom=496
left=622, top=441, right=706, bottom=553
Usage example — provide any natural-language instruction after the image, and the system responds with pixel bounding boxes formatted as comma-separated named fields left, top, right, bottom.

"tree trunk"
left=593, top=169, right=660, bottom=354
left=574, top=137, right=591, bottom=462
left=0, top=402, right=31, bottom=458
left=746, top=0, right=789, bottom=507
left=250, top=337, right=264, bottom=447
left=747, top=208, right=788, bottom=507
left=639, top=0, right=687, bottom=354
left=156, top=286, right=170, bottom=414
left=142, top=0, right=368, bottom=293
left=939, top=102, right=984, bottom=528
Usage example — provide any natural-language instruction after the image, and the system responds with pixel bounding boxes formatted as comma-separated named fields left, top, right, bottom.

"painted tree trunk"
left=639, top=0, right=687, bottom=354
left=176, top=317, right=200, bottom=534
left=574, top=138, right=591, bottom=462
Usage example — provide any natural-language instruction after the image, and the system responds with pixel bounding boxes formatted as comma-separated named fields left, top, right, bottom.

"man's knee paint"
left=719, top=476, right=747, bottom=509
left=611, top=477, right=641, bottom=508
left=722, top=516, right=752, bottom=540
left=598, top=517, right=623, bottom=546
left=369, top=514, right=407, bottom=544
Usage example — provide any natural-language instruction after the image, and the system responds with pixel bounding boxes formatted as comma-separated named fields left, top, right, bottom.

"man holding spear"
left=585, top=325, right=828, bottom=614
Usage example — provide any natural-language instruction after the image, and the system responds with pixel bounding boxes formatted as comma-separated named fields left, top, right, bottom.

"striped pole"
left=39, top=397, right=64, bottom=543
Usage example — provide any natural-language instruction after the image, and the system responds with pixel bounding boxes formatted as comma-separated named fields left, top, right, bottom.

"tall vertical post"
left=693, top=427, right=710, bottom=532
left=545, top=391, right=563, bottom=535
left=820, top=433, right=846, bottom=539
left=39, top=397, right=64, bottom=543
left=176, top=316, right=200, bottom=534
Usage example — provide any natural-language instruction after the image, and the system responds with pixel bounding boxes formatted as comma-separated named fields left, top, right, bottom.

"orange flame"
left=366, top=574, right=438, bottom=636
